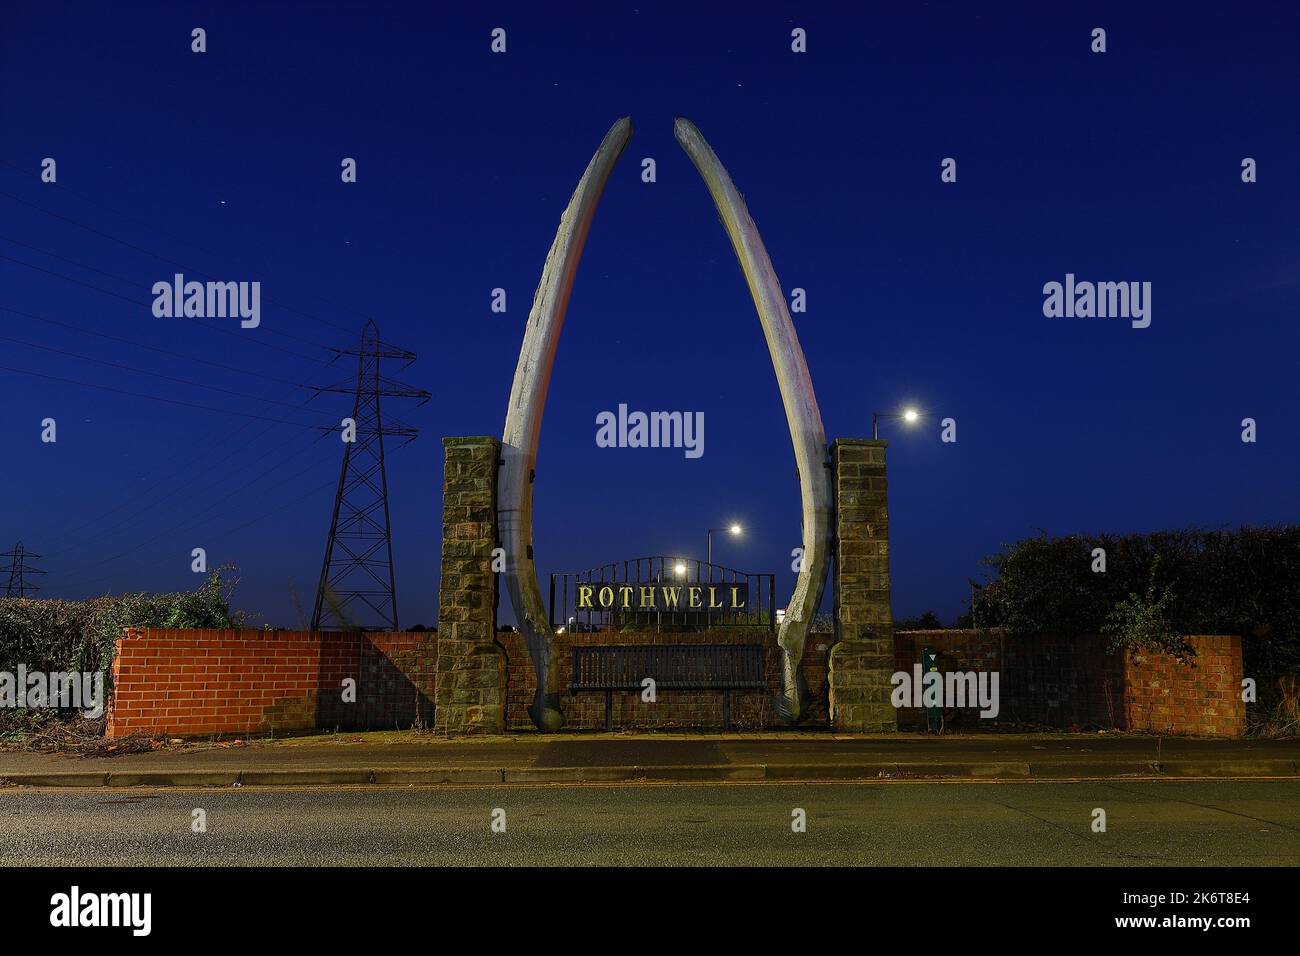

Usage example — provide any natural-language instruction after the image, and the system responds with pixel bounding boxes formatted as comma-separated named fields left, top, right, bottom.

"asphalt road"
left=1, top=779, right=1296, bottom=866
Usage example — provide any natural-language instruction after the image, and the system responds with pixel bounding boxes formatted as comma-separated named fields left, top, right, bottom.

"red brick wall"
left=107, top=629, right=436, bottom=738
left=498, top=628, right=834, bottom=731
left=893, top=629, right=1002, bottom=731
left=105, top=627, right=1245, bottom=738
left=1123, top=635, right=1246, bottom=737
left=901, top=630, right=1244, bottom=737
left=317, top=631, right=437, bottom=731
left=1002, top=633, right=1125, bottom=729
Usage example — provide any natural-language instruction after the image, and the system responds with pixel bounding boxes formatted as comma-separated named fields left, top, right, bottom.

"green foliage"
left=973, top=526, right=1300, bottom=680
left=895, top=610, right=944, bottom=631
left=1101, top=558, right=1190, bottom=660
left=0, top=567, right=244, bottom=687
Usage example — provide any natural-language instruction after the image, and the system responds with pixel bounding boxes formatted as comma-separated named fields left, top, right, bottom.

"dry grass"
left=1249, top=675, right=1300, bottom=738
left=0, top=711, right=167, bottom=757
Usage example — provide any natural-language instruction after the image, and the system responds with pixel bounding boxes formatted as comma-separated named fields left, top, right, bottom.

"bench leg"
left=605, top=690, right=613, bottom=732
left=723, top=689, right=731, bottom=732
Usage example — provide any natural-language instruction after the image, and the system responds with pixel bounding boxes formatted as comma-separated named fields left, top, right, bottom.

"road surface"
left=1, top=779, right=1296, bottom=866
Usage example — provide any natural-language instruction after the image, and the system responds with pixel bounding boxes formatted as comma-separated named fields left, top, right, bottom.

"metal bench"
left=569, top=644, right=765, bottom=731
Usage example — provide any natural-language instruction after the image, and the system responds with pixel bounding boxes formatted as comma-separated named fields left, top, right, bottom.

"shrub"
left=1100, top=557, right=1189, bottom=660
left=895, top=610, right=944, bottom=631
left=973, top=526, right=1300, bottom=724
left=0, top=567, right=244, bottom=690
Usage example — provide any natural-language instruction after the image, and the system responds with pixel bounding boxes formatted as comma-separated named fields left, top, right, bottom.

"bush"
left=973, top=526, right=1300, bottom=722
left=0, top=567, right=244, bottom=690
left=1100, top=557, right=1189, bottom=660
left=895, top=610, right=944, bottom=631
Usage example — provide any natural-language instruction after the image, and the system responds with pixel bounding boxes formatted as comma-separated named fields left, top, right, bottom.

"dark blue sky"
left=1, top=1, right=1296, bottom=627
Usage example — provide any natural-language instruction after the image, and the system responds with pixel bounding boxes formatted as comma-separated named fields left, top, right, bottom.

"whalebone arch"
left=499, top=116, right=831, bottom=731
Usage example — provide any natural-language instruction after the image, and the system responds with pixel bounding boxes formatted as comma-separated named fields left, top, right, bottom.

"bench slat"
left=570, top=644, right=765, bottom=691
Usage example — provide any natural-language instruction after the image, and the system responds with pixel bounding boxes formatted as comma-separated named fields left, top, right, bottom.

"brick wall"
left=893, top=629, right=1003, bottom=731
left=1002, top=633, right=1125, bottom=729
left=317, top=630, right=437, bottom=731
left=107, top=628, right=435, bottom=738
left=106, top=626, right=1246, bottom=738
left=1123, top=635, right=1246, bottom=737
left=498, top=628, right=834, bottom=731
left=899, top=630, right=1244, bottom=737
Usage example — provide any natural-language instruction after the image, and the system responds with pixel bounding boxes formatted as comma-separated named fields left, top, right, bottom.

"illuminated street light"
left=673, top=561, right=687, bottom=576
left=873, top=407, right=922, bottom=440
left=708, top=523, right=745, bottom=567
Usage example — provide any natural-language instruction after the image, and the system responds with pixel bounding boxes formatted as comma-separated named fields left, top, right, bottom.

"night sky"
left=1, top=2, right=1296, bottom=628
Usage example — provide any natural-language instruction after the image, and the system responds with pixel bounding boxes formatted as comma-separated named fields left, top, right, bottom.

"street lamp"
left=707, top=523, right=743, bottom=567
left=872, top=407, right=921, bottom=440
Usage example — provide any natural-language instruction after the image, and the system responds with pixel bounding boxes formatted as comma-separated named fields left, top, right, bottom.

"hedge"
left=0, top=569, right=243, bottom=691
left=972, top=526, right=1300, bottom=682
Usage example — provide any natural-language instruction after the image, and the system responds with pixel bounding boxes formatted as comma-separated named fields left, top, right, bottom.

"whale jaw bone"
left=500, top=116, right=830, bottom=728
left=673, top=117, right=833, bottom=723
left=499, top=118, right=633, bottom=731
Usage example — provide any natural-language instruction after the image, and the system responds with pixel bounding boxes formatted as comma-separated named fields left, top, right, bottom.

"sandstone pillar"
left=828, top=439, right=897, bottom=732
left=434, top=437, right=507, bottom=734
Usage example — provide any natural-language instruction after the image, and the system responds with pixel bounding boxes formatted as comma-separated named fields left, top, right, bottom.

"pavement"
left=1, top=779, right=1296, bottom=865
left=1, top=731, right=1297, bottom=788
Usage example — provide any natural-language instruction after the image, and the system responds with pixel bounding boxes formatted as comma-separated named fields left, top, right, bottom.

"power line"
left=37, top=372, right=320, bottom=551
left=0, top=362, right=336, bottom=428
left=0, top=170, right=427, bottom=608
left=0, top=232, right=338, bottom=353
left=0, top=303, right=317, bottom=386
left=1, top=366, right=335, bottom=561
left=0, top=249, right=142, bottom=306
left=48, top=388, right=406, bottom=594
left=43, top=325, right=416, bottom=572
left=0, top=297, right=334, bottom=550
left=51, top=444, right=339, bottom=583
left=0, top=250, right=335, bottom=364
left=48, top=475, right=340, bottom=598
left=0, top=180, right=364, bottom=339
left=42, top=426, right=328, bottom=559
left=39, top=385, right=336, bottom=560
left=0, top=330, right=330, bottom=415
left=0, top=158, right=372, bottom=336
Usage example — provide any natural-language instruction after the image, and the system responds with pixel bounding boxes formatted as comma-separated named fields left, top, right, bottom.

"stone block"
left=435, top=437, right=506, bottom=735
left=828, top=438, right=896, bottom=734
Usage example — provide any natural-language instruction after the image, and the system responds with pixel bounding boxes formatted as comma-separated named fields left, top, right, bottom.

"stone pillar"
left=434, top=437, right=507, bottom=734
left=827, top=439, right=897, bottom=732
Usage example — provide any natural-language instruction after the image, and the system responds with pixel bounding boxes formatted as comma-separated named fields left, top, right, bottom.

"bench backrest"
left=571, top=644, right=765, bottom=690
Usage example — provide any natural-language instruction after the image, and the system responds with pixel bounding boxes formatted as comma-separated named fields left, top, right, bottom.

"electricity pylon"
left=311, top=320, right=429, bottom=631
left=2, top=541, right=46, bottom=597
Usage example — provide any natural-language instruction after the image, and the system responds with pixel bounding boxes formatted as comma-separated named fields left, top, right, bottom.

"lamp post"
left=707, top=523, right=743, bottom=568
left=872, top=407, right=920, bottom=440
